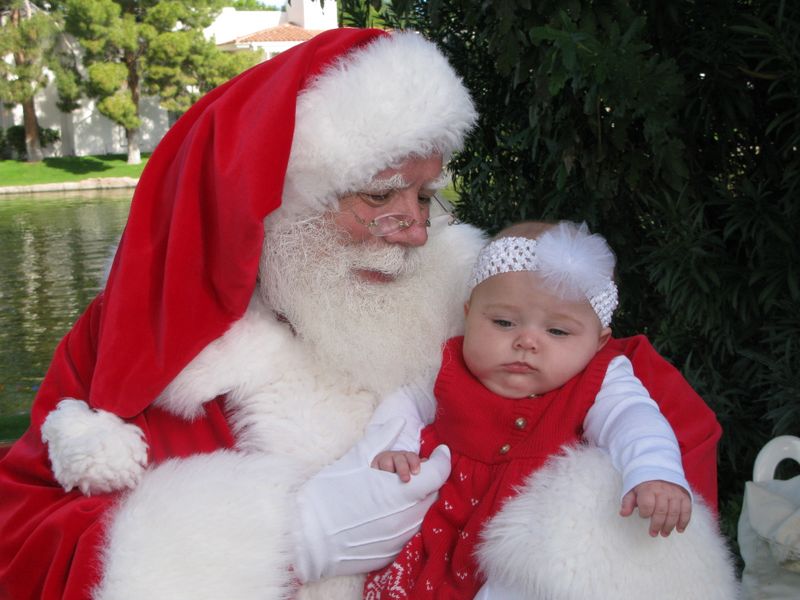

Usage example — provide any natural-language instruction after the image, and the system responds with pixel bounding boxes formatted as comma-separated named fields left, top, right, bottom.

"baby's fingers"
left=394, top=452, right=422, bottom=482
left=655, top=497, right=683, bottom=537
left=393, top=455, right=413, bottom=482
left=636, top=489, right=656, bottom=518
left=647, top=497, right=669, bottom=537
left=676, top=496, right=692, bottom=533
left=619, top=491, right=637, bottom=517
left=406, top=452, right=422, bottom=475
left=371, top=451, right=397, bottom=472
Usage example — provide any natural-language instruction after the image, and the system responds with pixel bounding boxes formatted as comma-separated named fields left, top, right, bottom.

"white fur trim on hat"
left=283, top=31, right=477, bottom=215
left=476, top=445, right=739, bottom=599
left=41, top=399, right=148, bottom=495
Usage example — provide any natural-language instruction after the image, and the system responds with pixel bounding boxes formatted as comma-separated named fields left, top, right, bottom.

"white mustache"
left=265, top=214, right=419, bottom=281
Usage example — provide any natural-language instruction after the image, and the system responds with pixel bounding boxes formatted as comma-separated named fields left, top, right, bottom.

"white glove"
left=474, top=580, right=528, bottom=600
left=293, top=417, right=451, bottom=582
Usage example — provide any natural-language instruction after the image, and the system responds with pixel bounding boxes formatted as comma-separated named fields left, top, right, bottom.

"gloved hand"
left=474, top=579, right=527, bottom=600
left=293, top=417, right=451, bottom=582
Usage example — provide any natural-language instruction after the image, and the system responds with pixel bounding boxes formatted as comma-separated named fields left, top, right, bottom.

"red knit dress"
left=363, top=337, right=622, bottom=599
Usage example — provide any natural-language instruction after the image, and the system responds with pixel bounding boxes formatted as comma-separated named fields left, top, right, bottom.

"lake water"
left=0, top=190, right=132, bottom=426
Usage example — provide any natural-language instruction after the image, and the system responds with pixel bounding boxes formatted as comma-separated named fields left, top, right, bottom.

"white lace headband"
left=469, top=222, right=619, bottom=327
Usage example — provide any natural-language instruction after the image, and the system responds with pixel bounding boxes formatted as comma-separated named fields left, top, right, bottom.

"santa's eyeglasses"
left=349, top=193, right=459, bottom=237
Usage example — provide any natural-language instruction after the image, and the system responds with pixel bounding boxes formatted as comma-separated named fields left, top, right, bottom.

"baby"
left=363, top=220, right=693, bottom=598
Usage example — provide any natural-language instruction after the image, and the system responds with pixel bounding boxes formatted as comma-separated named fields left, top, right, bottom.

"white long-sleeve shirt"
left=369, top=355, right=690, bottom=499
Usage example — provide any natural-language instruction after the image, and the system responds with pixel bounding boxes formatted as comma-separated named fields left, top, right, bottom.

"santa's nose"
left=381, top=192, right=430, bottom=247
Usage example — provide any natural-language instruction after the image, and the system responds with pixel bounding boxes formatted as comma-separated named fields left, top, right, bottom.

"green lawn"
left=0, top=154, right=149, bottom=187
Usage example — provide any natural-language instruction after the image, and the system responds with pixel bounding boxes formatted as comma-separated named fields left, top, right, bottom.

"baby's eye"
left=493, top=319, right=514, bottom=328
left=548, top=328, right=569, bottom=336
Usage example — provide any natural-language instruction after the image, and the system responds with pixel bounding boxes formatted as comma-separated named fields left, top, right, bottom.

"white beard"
left=259, top=214, right=443, bottom=395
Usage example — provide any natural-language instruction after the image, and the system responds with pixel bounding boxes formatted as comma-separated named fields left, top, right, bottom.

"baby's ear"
left=598, top=327, right=612, bottom=350
left=463, top=301, right=471, bottom=317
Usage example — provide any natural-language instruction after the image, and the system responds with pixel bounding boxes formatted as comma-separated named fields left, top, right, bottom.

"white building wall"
left=286, top=0, right=337, bottom=30
left=204, top=7, right=284, bottom=44
left=67, top=95, right=169, bottom=157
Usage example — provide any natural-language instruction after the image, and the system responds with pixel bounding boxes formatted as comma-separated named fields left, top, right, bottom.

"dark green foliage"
left=338, top=0, right=423, bottom=29
left=146, top=32, right=262, bottom=115
left=0, top=128, right=10, bottom=160
left=0, top=3, right=56, bottom=104
left=48, top=47, right=83, bottom=114
left=369, top=0, right=800, bottom=550
left=3, top=125, right=60, bottom=159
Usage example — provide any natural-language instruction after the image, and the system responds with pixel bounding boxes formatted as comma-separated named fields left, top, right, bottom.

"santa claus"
left=0, top=29, right=476, bottom=599
left=0, top=28, right=736, bottom=600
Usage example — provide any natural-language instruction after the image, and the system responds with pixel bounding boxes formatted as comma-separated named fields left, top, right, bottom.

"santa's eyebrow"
left=362, top=172, right=448, bottom=193
left=361, top=174, right=409, bottom=193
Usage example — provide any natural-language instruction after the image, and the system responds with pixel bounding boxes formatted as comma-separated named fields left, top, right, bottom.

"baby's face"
left=462, top=271, right=610, bottom=398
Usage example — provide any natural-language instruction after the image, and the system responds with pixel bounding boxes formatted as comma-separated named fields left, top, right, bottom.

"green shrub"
left=4, top=125, right=61, bottom=160
left=0, top=128, right=10, bottom=160
left=398, top=0, right=800, bottom=552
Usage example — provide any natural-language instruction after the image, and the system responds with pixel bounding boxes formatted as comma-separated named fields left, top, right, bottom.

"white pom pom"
left=41, top=399, right=149, bottom=495
left=535, top=221, right=616, bottom=301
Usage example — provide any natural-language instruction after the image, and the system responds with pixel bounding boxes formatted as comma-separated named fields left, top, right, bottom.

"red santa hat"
left=31, top=28, right=476, bottom=431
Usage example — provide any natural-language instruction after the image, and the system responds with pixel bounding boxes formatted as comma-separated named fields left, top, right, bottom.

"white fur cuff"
left=95, top=451, right=303, bottom=600
left=41, top=399, right=148, bottom=495
left=476, top=445, right=739, bottom=599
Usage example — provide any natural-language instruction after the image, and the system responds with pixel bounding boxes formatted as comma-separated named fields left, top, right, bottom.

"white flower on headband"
left=469, top=221, right=619, bottom=327
left=536, top=221, right=616, bottom=302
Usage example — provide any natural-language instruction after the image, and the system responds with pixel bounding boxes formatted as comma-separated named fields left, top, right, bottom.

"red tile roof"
left=223, top=24, right=325, bottom=44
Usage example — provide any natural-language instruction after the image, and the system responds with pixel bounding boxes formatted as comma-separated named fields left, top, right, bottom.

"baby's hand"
left=620, top=480, right=691, bottom=537
left=371, top=450, right=422, bottom=483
